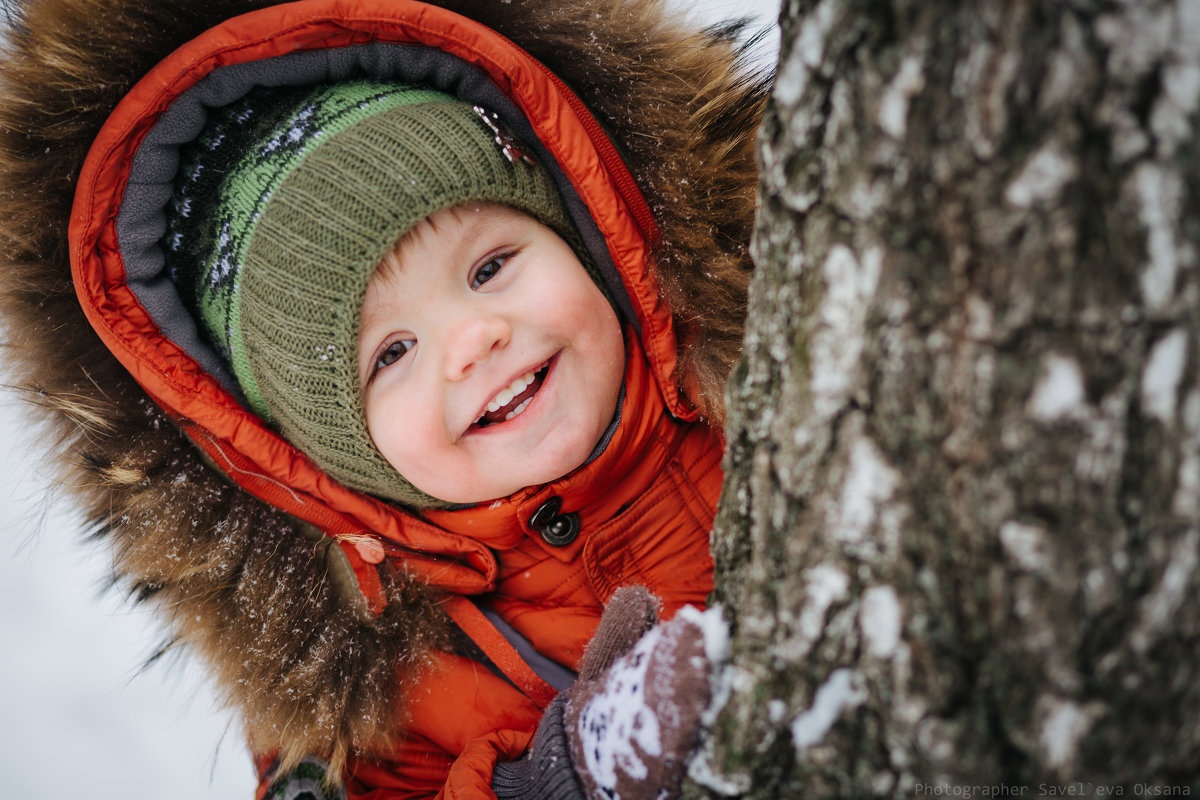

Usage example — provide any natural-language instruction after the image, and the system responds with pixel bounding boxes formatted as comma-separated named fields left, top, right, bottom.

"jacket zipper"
left=523, top=56, right=662, bottom=248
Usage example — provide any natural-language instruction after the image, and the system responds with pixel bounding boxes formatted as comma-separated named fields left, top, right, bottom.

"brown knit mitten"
left=577, top=584, right=661, bottom=680
left=491, top=586, right=728, bottom=800
left=565, top=592, right=724, bottom=800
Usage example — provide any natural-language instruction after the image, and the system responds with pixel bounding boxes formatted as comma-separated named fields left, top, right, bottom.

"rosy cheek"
left=364, top=397, right=397, bottom=453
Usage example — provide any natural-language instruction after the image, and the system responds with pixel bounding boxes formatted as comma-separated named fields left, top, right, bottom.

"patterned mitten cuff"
left=492, top=695, right=588, bottom=800
left=265, top=757, right=347, bottom=800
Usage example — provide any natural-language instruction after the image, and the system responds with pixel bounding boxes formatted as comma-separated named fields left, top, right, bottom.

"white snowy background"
left=0, top=1, right=780, bottom=797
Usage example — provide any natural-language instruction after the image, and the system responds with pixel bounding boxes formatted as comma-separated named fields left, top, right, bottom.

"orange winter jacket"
left=342, top=340, right=723, bottom=798
left=63, top=1, right=752, bottom=796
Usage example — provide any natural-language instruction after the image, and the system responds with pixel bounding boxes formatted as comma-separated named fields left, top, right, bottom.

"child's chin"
left=413, top=467, right=535, bottom=506
left=442, top=457, right=586, bottom=506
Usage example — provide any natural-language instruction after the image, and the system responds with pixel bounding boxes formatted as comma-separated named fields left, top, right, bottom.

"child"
left=0, top=0, right=766, bottom=796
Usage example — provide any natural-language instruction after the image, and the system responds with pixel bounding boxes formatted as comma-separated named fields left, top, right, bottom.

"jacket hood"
left=0, top=0, right=765, bottom=771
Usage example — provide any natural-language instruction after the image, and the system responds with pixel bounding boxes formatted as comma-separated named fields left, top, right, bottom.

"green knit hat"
left=164, top=81, right=581, bottom=507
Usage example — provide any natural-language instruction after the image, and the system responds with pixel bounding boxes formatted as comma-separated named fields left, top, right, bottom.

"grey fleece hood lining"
left=116, top=42, right=638, bottom=404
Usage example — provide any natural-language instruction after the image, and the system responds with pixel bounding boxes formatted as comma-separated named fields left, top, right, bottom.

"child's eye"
left=470, top=254, right=510, bottom=289
left=374, top=338, right=415, bottom=372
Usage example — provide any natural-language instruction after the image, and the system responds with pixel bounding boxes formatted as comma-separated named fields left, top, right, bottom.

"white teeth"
left=485, top=371, right=538, bottom=414
left=504, top=397, right=532, bottom=421
left=507, top=372, right=535, bottom=396
left=477, top=369, right=542, bottom=426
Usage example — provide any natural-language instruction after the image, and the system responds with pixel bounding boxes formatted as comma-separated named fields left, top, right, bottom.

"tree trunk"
left=688, top=0, right=1200, bottom=796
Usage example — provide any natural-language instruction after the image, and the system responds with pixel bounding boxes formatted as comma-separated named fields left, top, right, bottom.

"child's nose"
left=443, top=315, right=511, bottom=381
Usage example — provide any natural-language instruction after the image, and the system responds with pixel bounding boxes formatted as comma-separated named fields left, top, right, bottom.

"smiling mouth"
left=473, top=363, right=550, bottom=428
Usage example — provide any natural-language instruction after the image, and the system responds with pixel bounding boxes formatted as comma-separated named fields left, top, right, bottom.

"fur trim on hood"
left=0, top=0, right=766, bottom=774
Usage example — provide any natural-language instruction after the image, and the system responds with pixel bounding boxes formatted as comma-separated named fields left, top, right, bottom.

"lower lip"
left=469, top=354, right=558, bottom=437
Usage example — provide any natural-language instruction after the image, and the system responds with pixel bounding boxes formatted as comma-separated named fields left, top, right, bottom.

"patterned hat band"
left=165, top=81, right=591, bottom=507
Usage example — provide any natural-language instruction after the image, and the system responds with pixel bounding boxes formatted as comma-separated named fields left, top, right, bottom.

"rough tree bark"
left=686, top=0, right=1200, bottom=796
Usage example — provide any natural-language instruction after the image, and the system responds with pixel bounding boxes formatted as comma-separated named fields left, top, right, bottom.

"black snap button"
left=541, top=512, right=580, bottom=547
left=528, top=496, right=580, bottom=547
left=529, top=496, right=563, bottom=529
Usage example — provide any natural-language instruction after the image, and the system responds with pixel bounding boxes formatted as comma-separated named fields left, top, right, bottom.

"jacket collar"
left=422, top=330, right=668, bottom=555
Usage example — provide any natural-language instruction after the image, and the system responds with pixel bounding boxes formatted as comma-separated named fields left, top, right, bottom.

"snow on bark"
left=858, top=586, right=901, bottom=659
left=1133, top=163, right=1183, bottom=311
left=689, top=0, right=1200, bottom=796
left=1141, top=329, right=1188, bottom=424
left=1027, top=355, right=1086, bottom=421
left=878, top=53, right=924, bottom=139
left=810, top=245, right=881, bottom=422
left=1037, top=697, right=1098, bottom=771
left=788, top=668, right=866, bottom=753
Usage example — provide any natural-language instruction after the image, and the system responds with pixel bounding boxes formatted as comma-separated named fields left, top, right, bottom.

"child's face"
left=358, top=203, right=625, bottom=504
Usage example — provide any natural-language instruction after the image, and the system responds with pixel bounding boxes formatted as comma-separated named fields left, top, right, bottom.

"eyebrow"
left=406, top=208, right=521, bottom=280
left=376, top=246, right=406, bottom=281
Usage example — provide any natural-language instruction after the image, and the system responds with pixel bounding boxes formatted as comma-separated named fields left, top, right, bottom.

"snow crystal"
left=775, top=0, right=840, bottom=107
left=1154, top=61, right=1200, bottom=152
left=1133, top=529, right=1200, bottom=652
left=1095, top=6, right=1172, bottom=77
left=825, top=244, right=882, bottom=326
left=800, top=564, right=850, bottom=643
left=835, top=436, right=898, bottom=543
left=1134, top=162, right=1182, bottom=311
left=1173, top=391, right=1200, bottom=516
left=1140, top=328, right=1187, bottom=424
left=772, top=34, right=808, bottom=109
left=1039, top=697, right=1092, bottom=769
left=777, top=564, right=850, bottom=663
left=683, top=608, right=749, bottom=797
left=999, top=521, right=1051, bottom=574
left=687, top=730, right=752, bottom=796
left=574, top=628, right=663, bottom=789
left=805, top=244, right=884, bottom=422
left=1185, top=390, right=1200, bottom=433
left=859, top=586, right=902, bottom=659
left=1027, top=354, right=1085, bottom=421
left=1004, top=144, right=1077, bottom=208
left=790, top=668, right=866, bottom=753
left=1180, top=0, right=1200, bottom=50
left=676, top=604, right=732, bottom=667
left=878, top=54, right=925, bottom=139
left=964, top=293, right=994, bottom=340
left=1152, top=0, right=1200, bottom=157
